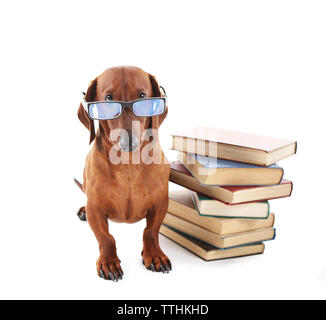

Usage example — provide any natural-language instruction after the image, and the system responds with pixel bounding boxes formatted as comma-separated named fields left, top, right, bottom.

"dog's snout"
left=119, top=131, right=139, bottom=152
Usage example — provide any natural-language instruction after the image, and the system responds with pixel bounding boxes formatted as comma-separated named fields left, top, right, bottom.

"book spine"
left=278, top=167, right=285, bottom=184
left=289, top=181, right=294, bottom=197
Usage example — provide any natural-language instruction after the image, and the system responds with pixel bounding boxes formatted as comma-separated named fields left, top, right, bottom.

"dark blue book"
left=178, top=152, right=284, bottom=186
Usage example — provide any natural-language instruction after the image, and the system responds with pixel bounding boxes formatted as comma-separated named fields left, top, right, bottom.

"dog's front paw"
left=142, top=249, right=172, bottom=273
left=97, top=255, right=123, bottom=281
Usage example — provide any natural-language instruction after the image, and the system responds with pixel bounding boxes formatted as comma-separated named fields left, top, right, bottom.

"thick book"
left=171, top=127, right=297, bottom=166
left=170, top=161, right=293, bottom=204
left=168, top=189, right=275, bottom=235
left=163, top=212, right=276, bottom=249
left=190, top=191, right=269, bottom=219
left=178, top=152, right=284, bottom=186
left=160, top=225, right=265, bottom=261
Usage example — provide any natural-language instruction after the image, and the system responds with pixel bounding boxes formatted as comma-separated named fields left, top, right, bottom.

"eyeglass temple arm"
left=159, top=86, right=167, bottom=98
left=81, top=92, right=87, bottom=110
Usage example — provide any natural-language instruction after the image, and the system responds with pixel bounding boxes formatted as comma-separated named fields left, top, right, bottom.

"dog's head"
left=78, top=66, right=167, bottom=151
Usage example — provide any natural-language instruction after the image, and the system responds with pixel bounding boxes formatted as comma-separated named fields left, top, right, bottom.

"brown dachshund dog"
left=75, top=66, right=171, bottom=281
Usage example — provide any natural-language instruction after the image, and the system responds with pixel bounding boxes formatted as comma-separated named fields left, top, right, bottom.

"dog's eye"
left=105, top=94, right=113, bottom=101
left=138, top=92, right=147, bottom=99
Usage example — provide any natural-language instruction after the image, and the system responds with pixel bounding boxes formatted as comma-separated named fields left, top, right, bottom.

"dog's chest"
left=99, top=166, right=168, bottom=223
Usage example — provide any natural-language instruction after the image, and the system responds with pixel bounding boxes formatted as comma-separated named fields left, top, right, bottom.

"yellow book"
left=190, top=190, right=270, bottom=219
left=168, top=189, right=275, bottom=235
left=160, top=225, right=265, bottom=261
left=178, top=152, right=284, bottom=186
left=163, top=212, right=275, bottom=249
left=171, top=127, right=297, bottom=166
left=170, top=161, right=293, bottom=204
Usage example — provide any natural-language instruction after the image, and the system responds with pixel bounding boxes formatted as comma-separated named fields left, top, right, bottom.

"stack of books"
left=160, top=127, right=297, bottom=261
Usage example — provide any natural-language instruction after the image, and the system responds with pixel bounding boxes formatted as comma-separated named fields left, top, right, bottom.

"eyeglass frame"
left=81, top=86, right=168, bottom=120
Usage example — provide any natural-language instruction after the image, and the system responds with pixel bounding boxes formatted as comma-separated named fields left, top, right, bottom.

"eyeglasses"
left=81, top=86, right=167, bottom=120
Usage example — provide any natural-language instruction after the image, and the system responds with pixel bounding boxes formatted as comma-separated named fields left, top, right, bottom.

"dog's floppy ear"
left=77, top=78, right=97, bottom=144
left=148, top=73, right=168, bottom=129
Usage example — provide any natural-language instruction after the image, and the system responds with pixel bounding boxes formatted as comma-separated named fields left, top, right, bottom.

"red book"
left=170, top=161, right=293, bottom=204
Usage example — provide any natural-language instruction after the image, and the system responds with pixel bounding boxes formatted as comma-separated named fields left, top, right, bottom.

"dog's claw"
left=143, top=259, right=155, bottom=272
left=163, top=260, right=172, bottom=271
left=99, top=269, right=107, bottom=280
left=77, top=207, right=87, bottom=221
left=108, top=272, right=117, bottom=282
left=163, top=264, right=170, bottom=273
left=99, top=266, right=123, bottom=281
left=143, top=255, right=171, bottom=273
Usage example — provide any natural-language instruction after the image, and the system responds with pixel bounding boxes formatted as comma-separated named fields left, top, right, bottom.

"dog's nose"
left=119, top=132, right=139, bottom=152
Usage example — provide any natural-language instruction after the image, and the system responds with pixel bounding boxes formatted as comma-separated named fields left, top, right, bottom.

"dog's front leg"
left=87, top=204, right=123, bottom=281
left=142, top=202, right=171, bottom=273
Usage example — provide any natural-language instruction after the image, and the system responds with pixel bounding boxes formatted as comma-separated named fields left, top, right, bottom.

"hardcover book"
left=171, top=127, right=297, bottom=166
left=160, top=224, right=265, bottom=261
left=170, top=161, right=293, bottom=204
left=163, top=212, right=276, bottom=249
left=178, top=152, right=284, bottom=186
left=168, top=189, right=275, bottom=235
left=190, top=191, right=270, bottom=219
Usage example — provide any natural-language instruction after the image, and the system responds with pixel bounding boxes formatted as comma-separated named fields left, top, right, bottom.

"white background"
left=0, top=0, right=325, bottom=299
